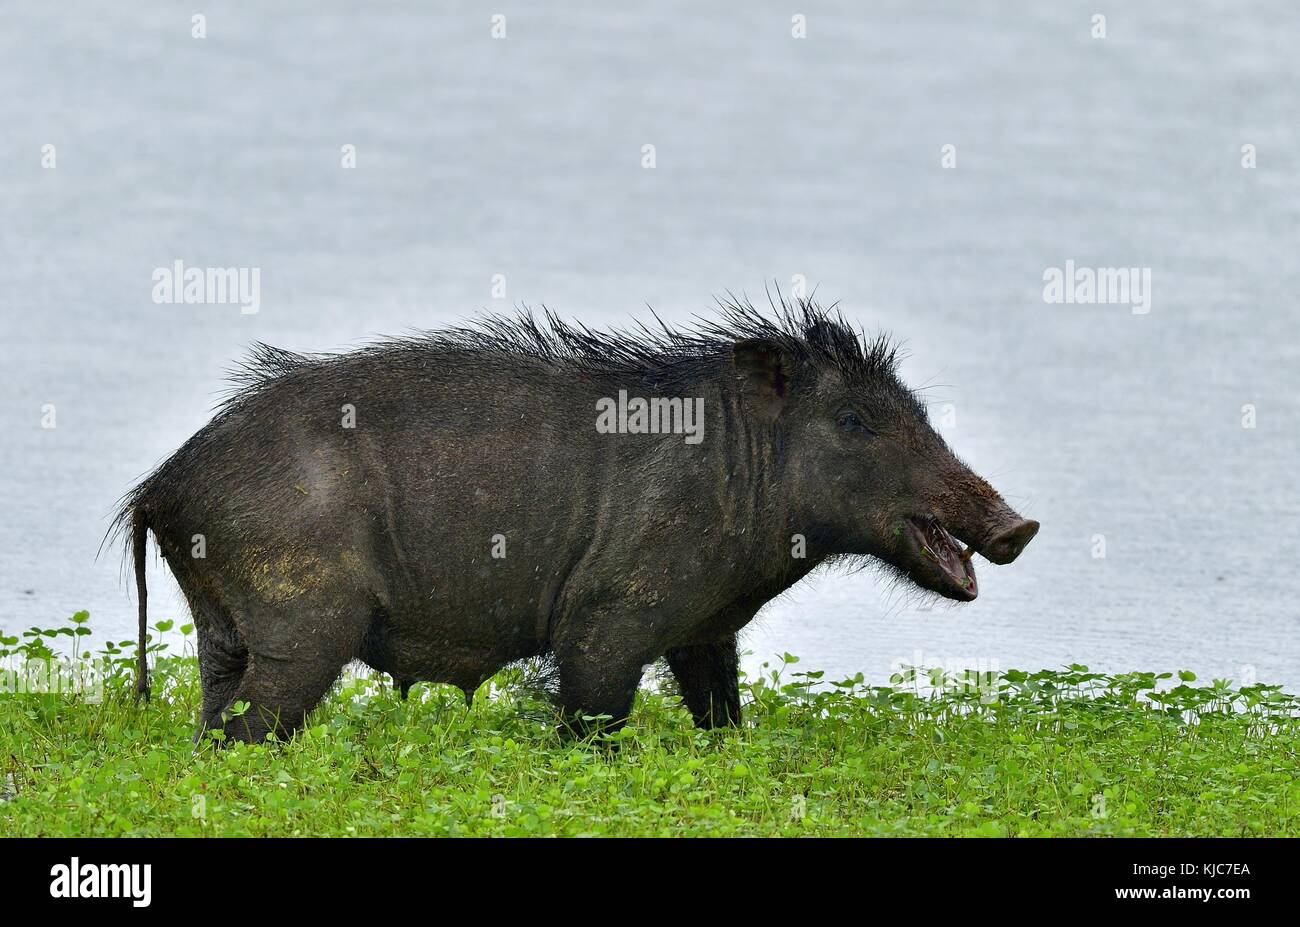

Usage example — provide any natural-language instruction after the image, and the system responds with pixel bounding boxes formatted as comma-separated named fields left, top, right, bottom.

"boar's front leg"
left=554, top=655, right=643, bottom=741
left=664, top=635, right=742, bottom=729
left=552, top=615, right=650, bottom=741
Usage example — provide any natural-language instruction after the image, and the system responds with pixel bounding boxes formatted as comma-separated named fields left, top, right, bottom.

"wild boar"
left=115, top=297, right=1037, bottom=743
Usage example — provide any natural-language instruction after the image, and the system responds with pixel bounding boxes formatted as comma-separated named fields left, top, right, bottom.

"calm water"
left=2, top=1, right=1297, bottom=689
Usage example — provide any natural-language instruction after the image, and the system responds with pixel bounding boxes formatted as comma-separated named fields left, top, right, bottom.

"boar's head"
left=732, top=311, right=1037, bottom=601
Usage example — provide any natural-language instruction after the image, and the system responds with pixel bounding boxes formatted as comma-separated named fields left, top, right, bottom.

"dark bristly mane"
left=106, top=292, right=906, bottom=563
left=222, top=292, right=903, bottom=409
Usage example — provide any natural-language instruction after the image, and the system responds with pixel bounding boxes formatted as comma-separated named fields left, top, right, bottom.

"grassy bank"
left=2, top=613, right=1298, bottom=837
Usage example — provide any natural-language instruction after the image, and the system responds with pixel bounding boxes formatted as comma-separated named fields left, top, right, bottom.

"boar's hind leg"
left=194, top=620, right=249, bottom=743
left=664, top=635, right=742, bottom=729
left=216, top=598, right=367, bottom=744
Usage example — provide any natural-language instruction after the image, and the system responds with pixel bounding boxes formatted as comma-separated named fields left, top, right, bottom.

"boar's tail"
left=130, top=507, right=151, bottom=703
left=102, top=479, right=158, bottom=704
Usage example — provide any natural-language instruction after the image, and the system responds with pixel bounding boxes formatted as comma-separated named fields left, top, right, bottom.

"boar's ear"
left=733, top=338, right=792, bottom=422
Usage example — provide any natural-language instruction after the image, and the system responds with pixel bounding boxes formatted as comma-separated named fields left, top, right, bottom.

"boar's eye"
left=836, top=410, right=875, bottom=436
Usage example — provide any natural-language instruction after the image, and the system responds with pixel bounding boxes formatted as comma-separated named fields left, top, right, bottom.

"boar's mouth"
left=898, top=516, right=978, bottom=602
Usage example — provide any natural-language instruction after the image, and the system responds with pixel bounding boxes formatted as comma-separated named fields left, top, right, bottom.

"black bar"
left=2, top=837, right=1279, bottom=912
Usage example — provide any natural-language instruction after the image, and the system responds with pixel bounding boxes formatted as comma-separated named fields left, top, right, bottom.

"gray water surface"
left=2, top=1, right=1297, bottom=689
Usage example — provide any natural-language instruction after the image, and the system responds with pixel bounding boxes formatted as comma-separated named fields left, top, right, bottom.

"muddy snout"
left=979, top=518, right=1040, bottom=565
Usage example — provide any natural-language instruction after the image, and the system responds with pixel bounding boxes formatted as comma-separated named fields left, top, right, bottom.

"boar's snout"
left=979, top=518, right=1040, bottom=565
left=933, top=463, right=1039, bottom=568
